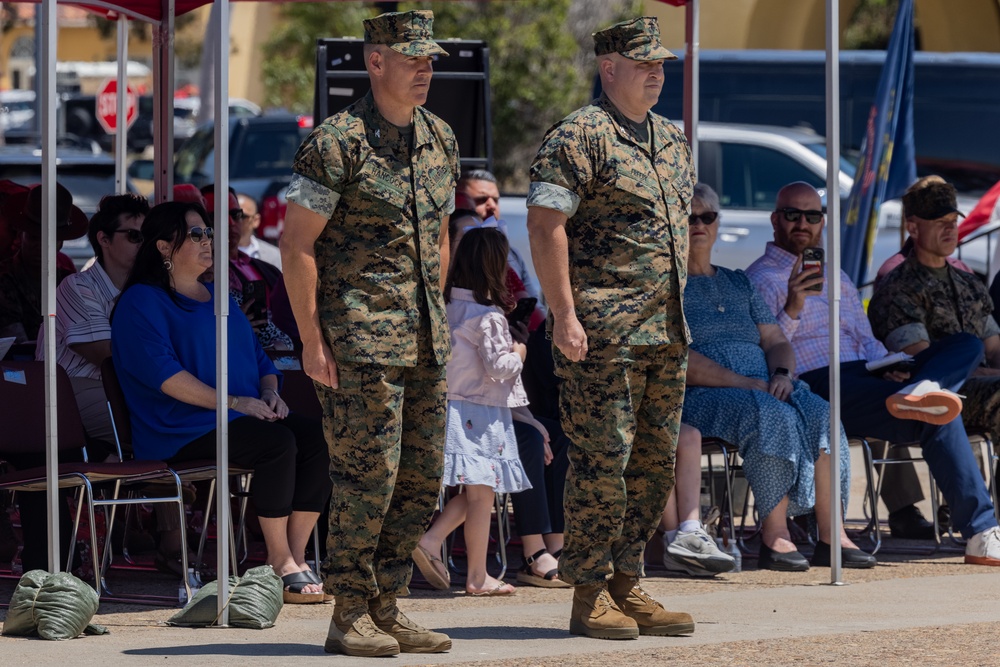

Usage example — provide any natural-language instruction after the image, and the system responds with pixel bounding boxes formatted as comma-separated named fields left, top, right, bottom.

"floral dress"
left=682, top=267, right=850, bottom=520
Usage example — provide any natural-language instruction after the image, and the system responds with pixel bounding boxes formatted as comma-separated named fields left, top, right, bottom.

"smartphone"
left=802, top=247, right=824, bottom=292
left=506, top=297, right=537, bottom=327
left=243, top=280, right=268, bottom=322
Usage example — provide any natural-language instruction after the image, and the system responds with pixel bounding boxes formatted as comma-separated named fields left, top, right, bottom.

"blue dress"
left=682, top=267, right=849, bottom=520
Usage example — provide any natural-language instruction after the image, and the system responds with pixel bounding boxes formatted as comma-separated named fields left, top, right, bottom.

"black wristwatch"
left=771, top=367, right=790, bottom=379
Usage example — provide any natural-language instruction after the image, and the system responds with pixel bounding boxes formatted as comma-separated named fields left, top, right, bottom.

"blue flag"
left=841, top=0, right=917, bottom=285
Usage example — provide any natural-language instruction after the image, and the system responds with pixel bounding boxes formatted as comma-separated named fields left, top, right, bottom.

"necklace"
left=694, top=269, right=725, bottom=313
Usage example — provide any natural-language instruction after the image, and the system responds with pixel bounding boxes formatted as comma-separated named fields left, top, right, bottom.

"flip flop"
left=281, top=570, right=325, bottom=604
left=412, top=545, right=451, bottom=590
left=301, top=567, right=334, bottom=603
left=468, top=582, right=516, bottom=596
left=516, top=548, right=571, bottom=589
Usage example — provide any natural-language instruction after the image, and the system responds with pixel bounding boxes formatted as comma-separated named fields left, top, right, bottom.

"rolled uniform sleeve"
left=884, top=323, right=930, bottom=352
left=527, top=121, right=593, bottom=218
left=288, top=126, right=348, bottom=218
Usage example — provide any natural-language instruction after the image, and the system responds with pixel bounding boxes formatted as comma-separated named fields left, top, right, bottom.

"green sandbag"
left=167, top=565, right=283, bottom=629
left=2, top=570, right=108, bottom=640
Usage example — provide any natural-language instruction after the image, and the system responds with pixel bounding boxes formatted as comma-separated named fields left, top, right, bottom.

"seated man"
left=869, top=178, right=1000, bottom=524
left=746, top=181, right=1000, bottom=566
left=236, top=192, right=282, bottom=270
left=0, top=183, right=85, bottom=342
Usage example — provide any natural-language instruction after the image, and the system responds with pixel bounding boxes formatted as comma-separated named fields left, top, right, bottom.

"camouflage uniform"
left=528, top=87, right=693, bottom=585
left=869, top=255, right=1000, bottom=438
left=288, top=82, right=460, bottom=599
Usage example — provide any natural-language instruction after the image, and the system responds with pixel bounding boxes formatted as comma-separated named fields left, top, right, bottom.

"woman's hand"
left=528, top=418, right=552, bottom=464
left=768, top=374, right=794, bottom=402
left=261, top=388, right=289, bottom=420
left=232, top=395, right=277, bottom=421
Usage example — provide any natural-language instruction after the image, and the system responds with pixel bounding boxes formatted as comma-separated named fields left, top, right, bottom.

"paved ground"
left=3, top=444, right=998, bottom=665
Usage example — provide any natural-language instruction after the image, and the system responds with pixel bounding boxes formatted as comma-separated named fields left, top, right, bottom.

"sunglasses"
left=230, top=208, right=246, bottom=221
left=186, top=226, right=214, bottom=243
left=688, top=212, right=718, bottom=225
left=780, top=207, right=824, bottom=224
left=111, top=228, right=144, bottom=244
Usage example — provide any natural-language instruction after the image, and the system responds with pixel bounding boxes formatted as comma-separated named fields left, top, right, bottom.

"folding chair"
left=0, top=361, right=191, bottom=601
left=439, top=487, right=510, bottom=582
left=100, top=358, right=251, bottom=578
left=701, top=437, right=753, bottom=552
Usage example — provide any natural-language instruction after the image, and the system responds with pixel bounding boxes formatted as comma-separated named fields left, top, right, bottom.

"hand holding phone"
left=801, top=247, right=824, bottom=292
left=243, top=280, right=268, bottom=322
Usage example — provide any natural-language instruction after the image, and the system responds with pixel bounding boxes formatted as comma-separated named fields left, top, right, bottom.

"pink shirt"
left=745, top=242, right=888, bottom=375
left=446, top=288, right=529, bottom=408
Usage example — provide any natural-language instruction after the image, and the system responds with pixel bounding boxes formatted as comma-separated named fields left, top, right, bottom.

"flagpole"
left=825, top=0, right=844, bottom=586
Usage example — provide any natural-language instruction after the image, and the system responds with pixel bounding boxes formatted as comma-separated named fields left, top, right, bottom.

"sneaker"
left=965, top=526, right=1000, bottom=566
left=885, top=380, right=962, bottom=425
left=665, top=526, right=736, bottom=575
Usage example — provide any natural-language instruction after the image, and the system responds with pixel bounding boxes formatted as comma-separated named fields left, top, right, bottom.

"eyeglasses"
left=780, top=207, right=824, bottom=224
left=230, top=208, right=246, bottom=221
left=688, top=212, right=718, bottom=225
left=186, top=226, right=214, bottom=243
left=111, top=228, right=144, bottom=244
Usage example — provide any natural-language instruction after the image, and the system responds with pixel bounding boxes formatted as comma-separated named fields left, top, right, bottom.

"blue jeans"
left=800, top=332, right=997, bottom=539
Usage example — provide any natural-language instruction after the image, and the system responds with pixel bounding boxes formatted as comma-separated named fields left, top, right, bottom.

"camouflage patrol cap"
left=363, top=10, right=448, bottom=57
left=902, top=181, right=966, bottom=220
left=593, top=16, right=676, bottom=62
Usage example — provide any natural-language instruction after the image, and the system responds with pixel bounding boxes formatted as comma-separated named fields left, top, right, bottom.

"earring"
left=163, top=258, right=173, bottom=271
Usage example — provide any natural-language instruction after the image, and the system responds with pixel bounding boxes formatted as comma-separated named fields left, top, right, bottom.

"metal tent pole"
left=682, top=0, right=699, bottom=175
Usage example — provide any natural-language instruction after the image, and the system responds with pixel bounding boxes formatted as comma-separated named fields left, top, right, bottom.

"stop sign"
left=95, top=78, right=138, bottom=134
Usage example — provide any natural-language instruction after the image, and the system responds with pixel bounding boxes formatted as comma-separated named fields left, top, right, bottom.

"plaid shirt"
left=745, top=242, right=888, bottom=375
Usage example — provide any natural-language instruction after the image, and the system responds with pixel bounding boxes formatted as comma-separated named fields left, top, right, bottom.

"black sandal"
left=516, top=549, right=570, bottom=588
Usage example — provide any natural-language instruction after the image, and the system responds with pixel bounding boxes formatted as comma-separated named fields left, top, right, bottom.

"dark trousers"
left=800, top=332, right=997, bottom=538
left=171, top=414, right=331, bottom=518
left=509, top=416, right=570, bottom=537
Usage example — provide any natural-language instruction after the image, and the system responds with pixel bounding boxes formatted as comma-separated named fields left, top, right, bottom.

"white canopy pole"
left=213, top=0, right=232, bottom=626
left=825, top=0, right=844, bottom=585
left=115, top=14, right=128, bottom=194
left=41, top=0, right=60, bottom=574
left=682, top=0, right=699, bottom=176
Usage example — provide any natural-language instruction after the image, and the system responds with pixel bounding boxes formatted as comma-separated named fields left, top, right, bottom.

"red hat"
left=0, top=183, right=88, bottom=241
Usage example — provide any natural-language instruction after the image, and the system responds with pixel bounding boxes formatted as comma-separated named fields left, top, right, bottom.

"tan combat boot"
left=608, top=572, right=695, bottom=636
left=569, top=582, right=640, bottom=640
left=369, top=592, right=452, bottom=653
left=325, top=596, right=400, bottom=657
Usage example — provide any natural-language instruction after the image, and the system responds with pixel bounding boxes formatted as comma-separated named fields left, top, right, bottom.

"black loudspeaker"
left=314, top=38, right=492, bottom=172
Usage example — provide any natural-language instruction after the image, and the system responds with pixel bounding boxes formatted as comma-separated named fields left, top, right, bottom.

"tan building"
left=648, top=0, right=1000, bottom=52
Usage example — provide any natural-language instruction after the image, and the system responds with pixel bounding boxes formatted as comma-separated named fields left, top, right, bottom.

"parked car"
left=0, top=146, right=138, bottom=268
left=0, top=90, right=36, bottom=133
left=172, top=113, right=310, bottom=239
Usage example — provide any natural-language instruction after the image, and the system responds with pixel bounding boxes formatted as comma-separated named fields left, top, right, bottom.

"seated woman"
left=681, top=183, right=875, bottom=571
left=110, top=200, right=332, bottom=602
left=660, top=424, right=736, bottom=577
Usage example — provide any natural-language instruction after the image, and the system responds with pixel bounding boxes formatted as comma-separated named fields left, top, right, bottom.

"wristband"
left=771, top=367, right=790, bottom=379
left=229, top=395, right=239, bottom=410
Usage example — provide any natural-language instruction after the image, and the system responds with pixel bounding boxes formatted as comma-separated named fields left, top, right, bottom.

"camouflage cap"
left=593, top=16, right=676, bottom=62
left=363, top=10, right=448, bottom=57
left=902, top=181, right=966, bottom=220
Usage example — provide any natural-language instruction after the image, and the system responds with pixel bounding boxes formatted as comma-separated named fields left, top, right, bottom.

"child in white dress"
left=413, top=226, right=531, bottom=596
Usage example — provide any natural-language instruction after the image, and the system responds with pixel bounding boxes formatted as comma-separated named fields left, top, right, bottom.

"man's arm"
left=279, top=202, right=338, bottom=388
left=439, top=215, right=450, bottom=292
left=974, top=335, right=1000, bottom=376
left=526, top=206, right=586, bottom=361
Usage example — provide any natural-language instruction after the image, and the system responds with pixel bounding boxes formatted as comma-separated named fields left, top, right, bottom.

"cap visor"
left=391, top=41, right=449, bottom=57
left=623, top=44, right=677, bottom=61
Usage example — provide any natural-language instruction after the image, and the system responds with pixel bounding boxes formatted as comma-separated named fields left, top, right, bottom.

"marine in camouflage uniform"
left=868, top=184, right=1000, bottom=440
left=527, top=17, right=694, bottom=640
left=281, top=10, right=457, bottom=657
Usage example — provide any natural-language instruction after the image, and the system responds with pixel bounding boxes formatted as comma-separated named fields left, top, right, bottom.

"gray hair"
left=459, top=169, right=498, bottom=185
left=693, top=182, right=720, bottom=213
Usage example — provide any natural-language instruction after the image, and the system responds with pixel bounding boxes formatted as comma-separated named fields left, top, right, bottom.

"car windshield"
left=804, top=143, right=858, bottom=179
left=0, top=163, right=122, bottom=216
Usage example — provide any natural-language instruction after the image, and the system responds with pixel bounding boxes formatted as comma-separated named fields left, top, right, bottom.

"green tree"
left=844, top=0, right=899, bottom=50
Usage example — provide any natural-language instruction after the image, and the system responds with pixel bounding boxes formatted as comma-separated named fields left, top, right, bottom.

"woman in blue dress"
left=681, top=183, right=874, bottom=571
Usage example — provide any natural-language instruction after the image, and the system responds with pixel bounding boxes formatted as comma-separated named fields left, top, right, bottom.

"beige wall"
left=647, top=0, right=1000, bottom=52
